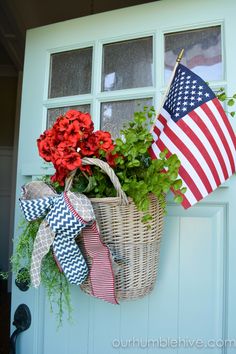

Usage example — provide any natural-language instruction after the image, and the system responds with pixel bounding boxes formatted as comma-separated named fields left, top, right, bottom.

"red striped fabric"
left=150, top=64, right=236, bottom=208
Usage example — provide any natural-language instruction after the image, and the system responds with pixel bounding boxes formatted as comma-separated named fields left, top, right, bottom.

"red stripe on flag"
left=159, top=114, right=168, bottom=126
left=201, top=103, right=235, bottom=173
left=155, top=139, right=203, bottom=202
left=178, top=119, right=221, bottom=186
left=163, top=123, right=213, bottom=194
left=213, top=98, right=236, bottom=150
left=153, top=125, right=161, bottom=137
left=148, top=145, right=157, bottom=160
left=189, top=110, right=229, bottom=180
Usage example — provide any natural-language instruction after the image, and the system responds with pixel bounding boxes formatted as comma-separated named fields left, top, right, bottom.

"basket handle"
left=65, top=157, right=129, bottom=206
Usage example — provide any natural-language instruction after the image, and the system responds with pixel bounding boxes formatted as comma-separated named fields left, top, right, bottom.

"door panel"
left=12, top=0, right=236, bottom=353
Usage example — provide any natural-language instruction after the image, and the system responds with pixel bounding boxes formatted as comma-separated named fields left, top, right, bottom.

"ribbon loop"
left=20, top=196, right=55, bottom=221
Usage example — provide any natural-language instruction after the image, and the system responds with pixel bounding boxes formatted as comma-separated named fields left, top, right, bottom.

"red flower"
left=79, top=133, right=98, bottom=156
left=106, top=152, right=120, bottom=167
left=37, top=136, right=52, bottom=162
left=61, top=152, right=82, bottom=171
left=65, top=110, right=82, bottom=121
left=51, top=166, right=69, bottom=186
left=64, top=120, right=82, bottom=146
left=57, top=141, right=75, bottom=156
left=78, top=113, right=94, bottom=138
left=94, top=131, right=114, bottom=152
left=58, top=117, right=70, bottom=132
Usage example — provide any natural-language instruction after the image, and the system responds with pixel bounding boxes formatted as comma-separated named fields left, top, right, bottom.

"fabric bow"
left=19, top=181, right=118, bottom=304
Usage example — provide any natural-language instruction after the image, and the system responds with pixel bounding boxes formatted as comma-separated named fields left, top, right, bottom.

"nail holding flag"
left=149, top=63, right=236, bottom=208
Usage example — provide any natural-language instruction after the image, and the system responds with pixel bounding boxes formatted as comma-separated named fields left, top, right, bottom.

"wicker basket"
left=67, top=157, right=164, bottom=301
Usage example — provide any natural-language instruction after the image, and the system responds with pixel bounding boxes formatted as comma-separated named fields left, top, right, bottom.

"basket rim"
left=89, top=194, right=158, bottom=204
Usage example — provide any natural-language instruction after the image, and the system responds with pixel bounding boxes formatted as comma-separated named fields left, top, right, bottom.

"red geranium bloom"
left=57, top=141, right=75, bottom=156
left=79, top=134, right=98, bottom=156
left=64, top=120, right=82, bottom=146
left=37, top=138, right=52, bottom=162
left=65, top=110, right=81, bottom=121
left=62, top=152, right=82, bottom=170
left=58, top=117, right=70, bottom=132
left=94, top=131, right=114, bottom=152
left=106, top=152, right=120, bottom=167
left=51, top=166, right=69, bottom=186
left=78, top=113, right=94, bottom=137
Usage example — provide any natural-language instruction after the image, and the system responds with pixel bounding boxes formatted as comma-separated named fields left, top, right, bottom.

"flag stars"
left=197, top=97, right=202, bottom=101
left=205, top=93, right=210, bottom=97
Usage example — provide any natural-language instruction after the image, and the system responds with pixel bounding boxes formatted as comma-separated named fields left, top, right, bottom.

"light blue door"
left=12, top=0, right=236, bottom=353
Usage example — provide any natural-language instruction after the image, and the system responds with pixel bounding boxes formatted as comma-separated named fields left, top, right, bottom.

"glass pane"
left=47, top=105, right=90, bottom=128
left=48, top=47, right=92, bottom=98
left=101, top=98, right=153, bottom=139
left=102, top=37, right=153, bottom=91
left=165, top=26, right=222, bottom=83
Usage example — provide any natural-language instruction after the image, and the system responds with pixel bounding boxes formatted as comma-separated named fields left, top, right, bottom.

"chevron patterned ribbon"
left=19, top=181, right=118, bottom=304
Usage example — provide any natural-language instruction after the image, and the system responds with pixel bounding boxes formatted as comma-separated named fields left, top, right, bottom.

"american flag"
left=149, top=64, right=236, bottom=208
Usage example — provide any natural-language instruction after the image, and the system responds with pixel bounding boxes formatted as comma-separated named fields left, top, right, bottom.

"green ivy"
left=216, top=88, right=236, bottom=117
left=11, top=219, right=72, bottom=326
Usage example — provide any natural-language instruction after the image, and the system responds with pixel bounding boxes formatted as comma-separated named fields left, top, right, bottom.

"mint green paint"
left=12, top=0, right=236, bottom=353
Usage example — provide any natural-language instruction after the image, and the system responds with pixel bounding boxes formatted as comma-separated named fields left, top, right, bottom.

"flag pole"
left=150, top=48, right=184, bottom=133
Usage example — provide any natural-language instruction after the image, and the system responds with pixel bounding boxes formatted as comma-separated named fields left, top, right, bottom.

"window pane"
left=47, top=105, right=90, bottom=128
left=101, top=98, right=153, bottom=139
left=102, top=37, right=153, bottom=91
left=165, top=26, right=222, bottom=83
left=48, top=47, right=92, bottom=98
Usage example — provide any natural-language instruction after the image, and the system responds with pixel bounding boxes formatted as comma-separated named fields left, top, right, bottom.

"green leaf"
left=174, top=194, right=183, bottom=203
left=230, top=111, right=236, bottom=117
left=227, top=99, right=235, bottom=106
left=180, top=187, right=187, bottom=194
left=218, top=93, right=227, bottom=101
left=141, top=214, right=153, bottom=223
left=116, top=138, right=123, bottom=146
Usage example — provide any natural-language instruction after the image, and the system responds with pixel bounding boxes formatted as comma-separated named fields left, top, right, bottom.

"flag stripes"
left=150, top=98, right=236, bottom=208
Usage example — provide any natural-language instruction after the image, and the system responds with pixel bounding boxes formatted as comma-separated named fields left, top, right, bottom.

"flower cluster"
left=37, top=110, right=115, bottom=185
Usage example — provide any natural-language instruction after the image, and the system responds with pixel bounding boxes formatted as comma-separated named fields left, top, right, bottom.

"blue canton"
left=164, top=64, right=215, bottom=122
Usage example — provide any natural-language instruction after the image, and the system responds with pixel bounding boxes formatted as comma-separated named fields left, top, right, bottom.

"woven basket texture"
left=79, top=194, right=164, bottom=300
left=67, top=157, right=165, bottom=300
